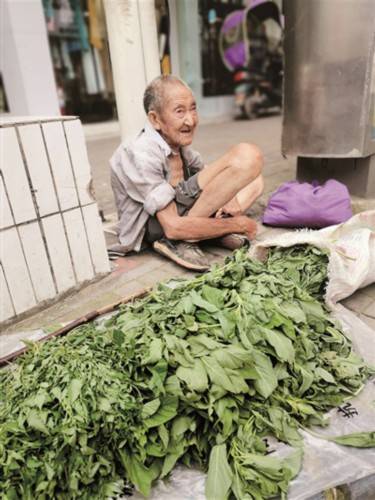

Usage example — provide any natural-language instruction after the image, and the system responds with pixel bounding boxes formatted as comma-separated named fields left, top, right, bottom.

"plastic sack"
left=262, top=179, right=353, bottom=228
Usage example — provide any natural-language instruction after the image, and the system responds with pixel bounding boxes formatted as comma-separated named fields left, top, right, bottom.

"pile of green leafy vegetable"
left=1, top=245, right=374, bottom=499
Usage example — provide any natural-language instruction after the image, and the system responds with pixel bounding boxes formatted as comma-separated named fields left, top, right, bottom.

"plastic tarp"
left=129, top=211, right=375, bottom=499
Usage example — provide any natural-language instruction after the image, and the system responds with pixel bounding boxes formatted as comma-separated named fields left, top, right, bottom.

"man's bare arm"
left=156, top=202, right=257, bottom=241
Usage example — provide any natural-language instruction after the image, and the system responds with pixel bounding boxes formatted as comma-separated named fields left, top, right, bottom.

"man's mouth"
left=180, top=128, right=192, bottom=134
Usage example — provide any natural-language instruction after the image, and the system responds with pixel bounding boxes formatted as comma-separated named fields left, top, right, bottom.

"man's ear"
left=148, top=110, right=162, bottom=130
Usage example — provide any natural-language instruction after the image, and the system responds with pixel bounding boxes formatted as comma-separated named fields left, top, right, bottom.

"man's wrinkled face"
left=151, top=84, right=198, bottom=149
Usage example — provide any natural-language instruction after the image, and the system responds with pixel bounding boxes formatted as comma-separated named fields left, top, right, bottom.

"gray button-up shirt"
left=110, top=121, right=204, bottom=252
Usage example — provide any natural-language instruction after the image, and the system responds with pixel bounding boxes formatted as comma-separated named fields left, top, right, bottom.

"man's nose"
left=184, top=112, right=196, bottom=126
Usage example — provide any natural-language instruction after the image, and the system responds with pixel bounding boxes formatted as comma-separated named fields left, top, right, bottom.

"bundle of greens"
left=0, top=246, right=373, bottom=499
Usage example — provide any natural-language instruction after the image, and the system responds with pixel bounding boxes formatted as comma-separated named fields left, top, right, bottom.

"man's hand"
left=215, top=196, right=242, bottom=218
left=156, top=201, right=257, bottom=241
left=235, top=215, right=258, bottom=239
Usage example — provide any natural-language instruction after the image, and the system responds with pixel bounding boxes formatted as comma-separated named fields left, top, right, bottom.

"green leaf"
left=279, top=302, right=306, bottom=324
left=283, top=447, right=303, bottom=478
left=315, top=367, right=336, bottom=384
left=202, top=285, right=224, bottom=308
left=213, top=345, right=250, bottom=369
left=145, top=395, right=178, bottom=428
left=300, top=300, right=327, bottom=321
left=176, top=359, right=208, bottom=392
left=178, top=295, right=195, bottom=314
left=98, top=398, right=112, bottom=412
left=188, top=334, right=221, bottom=351
left=158, top=424, right=169, bottom=449
left=113, top=328, right=125, bottom=345
left=148, top=359, right=168, bottom=393
left=205, top=444, right=232, bottom=500
left=330, top=431, right=375, bottom=448
left=165, top=375, right=182, bottom=395
left=26, top=410, right=49, bottom=435
left=25, top=391, right=48, bottom=409
left=263, top=328, right=295, bottom=363
left=142, top=398, right=161, bottom=419
left=67, top=379, right=83, bottom=404
left=190, top=290, right=218, bottom=312
left=202, top=356, right=237, bottom=393
left=160, top=452, right=181, bottom=478
left=297, top=365, right=314, bottom=395
left=252, top=351, right=278, bottom=399
left=267, top=407, right=302, bottom=446
left=119, top=451, right=155, bottom=497
left=142, top=338, right=163, bottom=365
left=217, top=310, right=236, bottom=338
left=171, top=416, right=194, bottom=440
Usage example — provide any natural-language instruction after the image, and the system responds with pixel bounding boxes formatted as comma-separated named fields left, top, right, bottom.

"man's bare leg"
left=209, top=175, right=264, bottom=249
left=153, top=143, right=264, bottom=268
left=231, top=174, right=265, bottom=213
left=188, top=143, right=263, bottom=218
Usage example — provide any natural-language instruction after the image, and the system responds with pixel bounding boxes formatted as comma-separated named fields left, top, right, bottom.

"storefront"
left=42, top=0, right=116, bottom=123
left=1, top=0, right=282, bottom=124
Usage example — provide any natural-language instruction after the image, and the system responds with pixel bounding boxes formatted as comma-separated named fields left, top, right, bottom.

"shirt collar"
left=143, top=120, right=172, bottom=157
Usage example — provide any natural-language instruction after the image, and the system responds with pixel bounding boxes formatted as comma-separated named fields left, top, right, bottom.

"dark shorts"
left=145, top=173, right=201, bottom=243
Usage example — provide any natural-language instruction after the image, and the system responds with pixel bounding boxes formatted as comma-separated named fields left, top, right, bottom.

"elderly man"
left=110, top=75, right=264, bottom=271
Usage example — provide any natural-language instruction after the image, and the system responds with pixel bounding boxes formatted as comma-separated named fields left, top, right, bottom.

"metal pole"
left=103, top=0, right=160, bottom=141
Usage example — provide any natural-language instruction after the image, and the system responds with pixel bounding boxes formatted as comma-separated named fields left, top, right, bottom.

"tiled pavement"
left=2, top=115, right=374, bottom=338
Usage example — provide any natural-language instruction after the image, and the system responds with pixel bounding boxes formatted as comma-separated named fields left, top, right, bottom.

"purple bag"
left=262, top=179, right=353, bottom=228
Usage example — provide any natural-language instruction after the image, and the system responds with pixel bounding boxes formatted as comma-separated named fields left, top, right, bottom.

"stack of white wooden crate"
left=0, top=116, right=110, bottom=325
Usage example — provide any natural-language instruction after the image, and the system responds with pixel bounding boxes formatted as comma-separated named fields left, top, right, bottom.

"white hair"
left=143, top=75, right=191, bottom=114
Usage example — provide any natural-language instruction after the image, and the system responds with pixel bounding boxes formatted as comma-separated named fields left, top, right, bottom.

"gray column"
left=1, top=0, right=60, bottom=116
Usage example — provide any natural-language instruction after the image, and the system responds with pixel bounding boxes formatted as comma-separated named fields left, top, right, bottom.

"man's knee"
left=230, top=143, right=263, bottom=180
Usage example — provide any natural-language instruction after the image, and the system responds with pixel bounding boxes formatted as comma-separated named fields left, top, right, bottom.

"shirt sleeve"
left=120, top=145, right=175, bottom=216
left=182, top=147, right=205, bottom=174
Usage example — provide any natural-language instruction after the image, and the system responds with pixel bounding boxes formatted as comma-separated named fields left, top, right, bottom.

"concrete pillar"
left=103, top=0, right=160, bottom=141
left=175, top=0, right=201, bottom=98
left=168, top=0, right=180, bottom=75
left=0, top=0, right=60, bottom=116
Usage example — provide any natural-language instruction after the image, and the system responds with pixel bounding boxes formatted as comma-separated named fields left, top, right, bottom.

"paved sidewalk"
left=2, top=115, right=374, bottom=341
